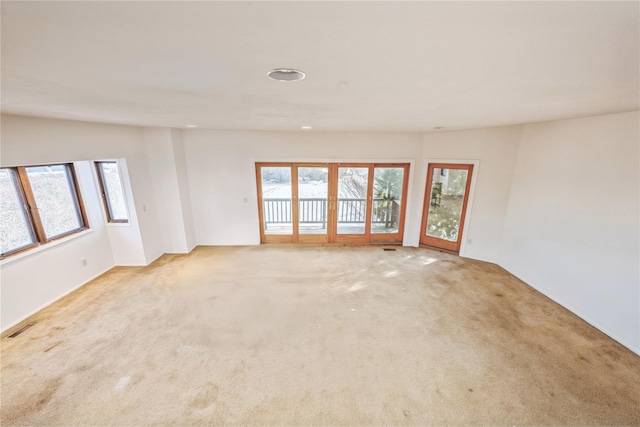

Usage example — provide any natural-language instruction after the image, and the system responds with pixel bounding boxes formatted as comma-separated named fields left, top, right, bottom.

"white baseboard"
left=1, top=265, right=114, bottom=334
left=499, top=266, right=640, bottom=356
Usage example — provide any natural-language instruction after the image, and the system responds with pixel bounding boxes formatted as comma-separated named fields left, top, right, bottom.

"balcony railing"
left=263, top=198, right=399, bottom=230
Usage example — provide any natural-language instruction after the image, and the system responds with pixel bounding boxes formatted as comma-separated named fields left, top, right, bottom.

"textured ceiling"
left=1, top=1, right=638, bottom=132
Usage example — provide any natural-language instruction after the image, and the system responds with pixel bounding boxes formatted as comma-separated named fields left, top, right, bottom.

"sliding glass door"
left=371, top=166, right=406, bottom=241
left=334, top=165, right=371, bottom=243
left=257, top=162, right=409, bottom=244
left=297, top=165, right=329, bottom=243
left=257, top=164, right=295, bottom=243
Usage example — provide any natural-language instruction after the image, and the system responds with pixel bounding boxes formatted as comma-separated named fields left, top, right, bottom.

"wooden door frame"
left=328, top=164, right=338, bottom=243
left=257, top=162, right=332, bottom=243
left=256, top=161, right=411, bottom=245
left=296, top=163, right=331, bottom=244
left=332, top=163, right=373, bottom=244
left=256, top=162, right=295, bottom=243
left=368, top=163, right=410, bottom=244
left=419, top=163, right=474, bottom=253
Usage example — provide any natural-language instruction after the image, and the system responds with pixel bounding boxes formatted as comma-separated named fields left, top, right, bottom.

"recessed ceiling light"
left=186, top=124, right=198, bottom=128
left=267, top=68, right=306, bottom=82
left=301, top=126, right=312, bottom=130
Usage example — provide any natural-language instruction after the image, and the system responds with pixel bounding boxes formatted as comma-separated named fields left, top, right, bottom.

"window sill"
left=105, top=222, right=131, bottom=228
left=0, top=228, right=94, bottom=266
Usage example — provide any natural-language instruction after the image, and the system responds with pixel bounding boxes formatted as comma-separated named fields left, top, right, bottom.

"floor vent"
left=383, top=248, right=397, bottom=251
left=6, top=323, right=35, bottom=339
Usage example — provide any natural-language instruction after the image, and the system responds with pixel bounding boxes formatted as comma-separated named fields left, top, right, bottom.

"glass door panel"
left=297, top=166, right=329, bottom=242
left=371, top=167, right=405, bottom=236
left=420, top=164, right=473, bottom=253
left=257, top=162, right=410, bottom=245
left=336, top=167, right=369, bottom=236
left=260, top=166, right=293, bottom=241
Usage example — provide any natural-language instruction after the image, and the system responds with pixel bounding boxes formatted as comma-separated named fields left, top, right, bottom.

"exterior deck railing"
left=264, top=198, right=399, bottom=230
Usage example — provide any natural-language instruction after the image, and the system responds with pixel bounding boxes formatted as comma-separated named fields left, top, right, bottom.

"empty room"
left=1, top=1, right=639, bottom=425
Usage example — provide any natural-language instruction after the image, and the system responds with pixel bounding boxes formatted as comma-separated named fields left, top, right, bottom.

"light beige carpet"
left=1, top=246, right=639, bottom=425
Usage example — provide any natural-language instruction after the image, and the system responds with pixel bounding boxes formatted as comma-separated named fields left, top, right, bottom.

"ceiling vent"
left=267, top=68, right=306, bottom=82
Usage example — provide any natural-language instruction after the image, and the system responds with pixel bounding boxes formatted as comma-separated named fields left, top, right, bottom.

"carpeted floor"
left=1, top=245, right=639, bottom=425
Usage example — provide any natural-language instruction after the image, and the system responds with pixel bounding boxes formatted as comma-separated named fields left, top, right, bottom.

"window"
left=95, top=161, right=129, bottom=223
left=0, top=169, right=37, bottom=254
left=0, top=164, right=88, bottom=258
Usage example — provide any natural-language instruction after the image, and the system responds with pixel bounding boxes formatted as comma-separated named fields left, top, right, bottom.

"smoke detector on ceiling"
left=267, top=68, right=306, bottom=82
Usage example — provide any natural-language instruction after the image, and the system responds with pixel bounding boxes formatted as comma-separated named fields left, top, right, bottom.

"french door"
left=419, top=163, right=473, bottom=253
left=256, top=163, right=409, bottom=244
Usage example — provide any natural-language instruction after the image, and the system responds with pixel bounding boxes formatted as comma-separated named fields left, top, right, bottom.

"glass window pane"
left=425, top=168, right=469, bottom=242
left=98, top=162, right=129, bottom=221
left=26, top=165, right=83, bottom=239
left=261, top=167, right=292, bottom=235
left=371, top=167, right=404, bottom=234
left=0, top=169, right=36, bottom=254
left=337, top=167, right=368, bottom=235
left=297, top=167, right=328, bottom=235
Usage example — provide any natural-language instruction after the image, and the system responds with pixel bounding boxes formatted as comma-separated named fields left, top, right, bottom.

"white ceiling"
left=1, top=1, right=638, bottom=132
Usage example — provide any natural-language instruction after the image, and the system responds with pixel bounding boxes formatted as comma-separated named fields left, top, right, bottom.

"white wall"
left=0, top=161, right=114, bottom=330
left=144, top=128, right=195, bottom=254
left=183, top=131, right=424, bottom=246
left=182, top=129, right=520, bottom=265
left=4, top=112, right=637, bottom=355
left=500, top=111, right=640, bottom=353
left=421, top=126, right=522, bottom=262
left=102, top=159, right=146, bottom=265
left=0, top=114, right=164, bottom=330
left=171, top=129, right=197, bottom=252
